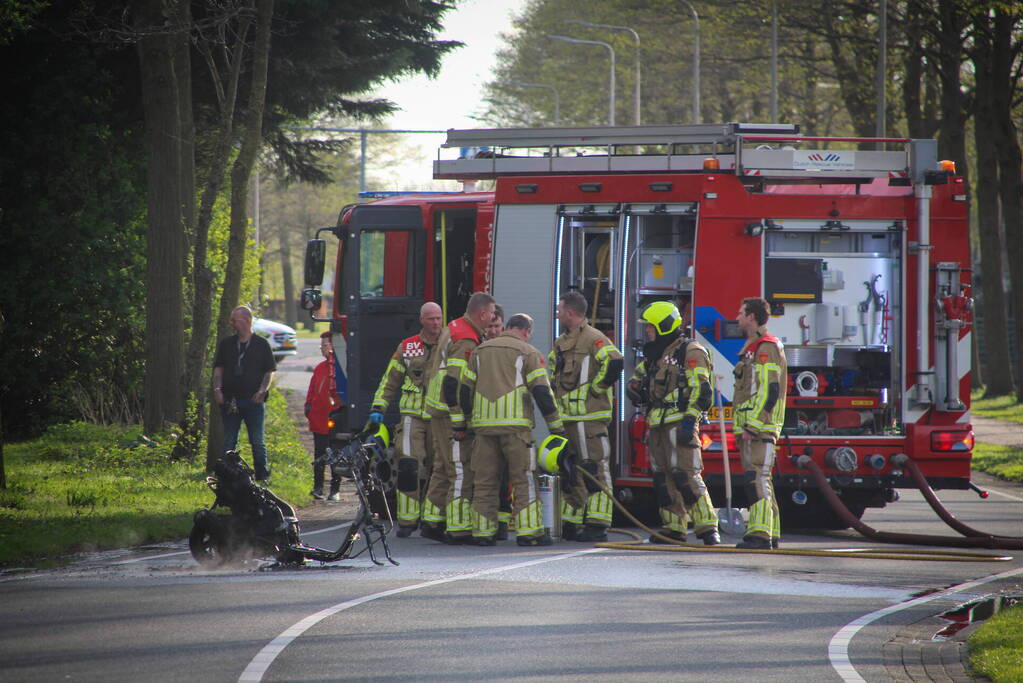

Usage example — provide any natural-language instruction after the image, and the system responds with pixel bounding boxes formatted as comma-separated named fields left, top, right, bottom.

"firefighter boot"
left=396, top=523, right=418, bottom=538
left=495, top=522, right=509, bottom=541
left=420, top=522, right=447, bottom=542
left=736, top=535, right=772, bottom=550
left=648, top=529, right=686, bottom=544
left=562, top=521, right=580, bottom=541
left=697, top=528, right=721, bottom=546
left=517, top=533, right=554, bottom=547
left=577, top=524, right=608, bottom=542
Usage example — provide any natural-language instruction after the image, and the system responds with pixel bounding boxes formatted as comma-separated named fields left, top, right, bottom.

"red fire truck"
left=301, top=123, right=974, bottom=529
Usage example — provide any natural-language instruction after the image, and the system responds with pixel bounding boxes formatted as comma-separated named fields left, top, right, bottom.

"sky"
left=362, top=0, right=530, bottom=190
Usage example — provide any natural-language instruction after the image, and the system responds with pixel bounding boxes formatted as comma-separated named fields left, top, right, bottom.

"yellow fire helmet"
left=641, top=301, right=682, bottom=336
left=537, top=434, right=569, bottom=474
left=363, top=422, right=390, bottom=450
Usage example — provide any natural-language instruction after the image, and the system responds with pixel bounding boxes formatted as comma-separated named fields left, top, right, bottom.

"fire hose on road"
left=572, top=468, right=1012, bottom=563
left=794, top=455, right=1023, bottom=551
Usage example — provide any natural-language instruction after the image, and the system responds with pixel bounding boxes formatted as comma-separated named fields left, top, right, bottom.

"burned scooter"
left=189, top=427, right=398, bottom=568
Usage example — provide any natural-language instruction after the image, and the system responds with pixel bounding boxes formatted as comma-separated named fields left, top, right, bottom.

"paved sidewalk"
left=971, top=414, right=1023, bottom=449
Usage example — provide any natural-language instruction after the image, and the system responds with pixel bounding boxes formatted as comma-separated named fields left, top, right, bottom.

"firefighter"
left=422, top=292, right=496, bottom=544
left=368, top=302, right=443, bottom=537
left=732, top=296, right=787, bottom=550
left=547, top=291, right=623, bottom=542
left=459, top=313, right=565, bottom=546
left=627, top=301, right=721, bottom=545
left=485, top=304, right=513, bottom=540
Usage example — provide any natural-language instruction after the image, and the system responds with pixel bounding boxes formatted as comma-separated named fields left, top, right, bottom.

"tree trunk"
left=280, top=228, right=297, bottom=329
left=990, top=8, right=1023, bottom=401
left=970, top=15, right=1015, bottom=397
left=206, top=0, right=275, bottom=469
left=935, top=0, right=970, bottom=187
left=137, top=0, right=186, bottom=434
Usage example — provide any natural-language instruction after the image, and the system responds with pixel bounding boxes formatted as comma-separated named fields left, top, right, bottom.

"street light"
left=567, top=20, right=641, bottom=125
left=678, top=1, right=700, bottom=123
left=548, top=34, right=616, bottom=126
left=508, top=80, right=561, bottom=125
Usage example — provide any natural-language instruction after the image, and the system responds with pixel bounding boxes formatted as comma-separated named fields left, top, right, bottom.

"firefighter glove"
left=680, top=415, right=697, bottom=436
left=626, top=380, right=644, bottom=406
left=369, top=411, right=384, bottom=424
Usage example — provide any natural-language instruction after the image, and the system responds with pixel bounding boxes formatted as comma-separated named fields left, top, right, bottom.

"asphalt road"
left=2, top=338, right=1021, bottom=682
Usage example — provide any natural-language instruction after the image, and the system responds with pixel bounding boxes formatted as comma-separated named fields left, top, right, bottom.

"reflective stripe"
left=397, top=490, right=420, bottom=524
left=576, top=421, right=589, bottom=461
left=402, top=415, right=413, bottom=459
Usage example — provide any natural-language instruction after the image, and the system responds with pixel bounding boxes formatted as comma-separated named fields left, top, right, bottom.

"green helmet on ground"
left=641, top=301, right=682, bottom=336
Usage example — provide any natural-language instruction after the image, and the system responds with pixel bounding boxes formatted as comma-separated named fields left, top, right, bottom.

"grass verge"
left=970, top=391, right=1023, bottom=424
left=971, top=443, right=1023, bottom=484
left=968, top=603, right=1023, bottom=682
left=0, top=390, right=310, bottom=568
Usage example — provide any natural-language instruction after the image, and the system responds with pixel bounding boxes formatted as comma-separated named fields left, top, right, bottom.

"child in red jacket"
left=305, top=332, right=343, bottom=500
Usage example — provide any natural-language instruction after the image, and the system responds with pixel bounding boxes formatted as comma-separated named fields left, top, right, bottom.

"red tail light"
left=931, top=430, right=974, bottom=452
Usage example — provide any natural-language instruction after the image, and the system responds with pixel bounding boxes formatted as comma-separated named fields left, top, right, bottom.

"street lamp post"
left=508, top=80, right=561, bottom=125
left=679, top=1, right=700, bottom=123
left=567, top=20, right=641, bottom=125
left=548, top=34, right=616, bottom=126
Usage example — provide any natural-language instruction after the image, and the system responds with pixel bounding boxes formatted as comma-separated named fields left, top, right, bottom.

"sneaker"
left=495, top=522, right=509, bottom=541
left=516, top=534, right=554, bottom=547
left=697, top=529, right=722, bottom=546
left=310, top=489, right=326, bottom=500
left=327, top=492, right=341, bottom=502
left=577, top=525, right=608, bottom=542
left=396, top=525, right=416, bottom=538
left=736, top=535, right=773, bottom=550
left=472, top=535, right=497, bottom=546
left=648, top=530, right=686, bottom=544
left=420, top=524, right=446, bottom=542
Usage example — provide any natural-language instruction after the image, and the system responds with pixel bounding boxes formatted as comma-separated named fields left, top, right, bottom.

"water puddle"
left=933, top=594, right=1021, bottom=640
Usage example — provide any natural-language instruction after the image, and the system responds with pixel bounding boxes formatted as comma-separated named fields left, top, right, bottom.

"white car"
left=253, top=318, right=298, bottom=363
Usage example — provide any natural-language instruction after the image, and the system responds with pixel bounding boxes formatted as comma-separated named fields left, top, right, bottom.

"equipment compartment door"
left=340, top=205, right=425, bottom=429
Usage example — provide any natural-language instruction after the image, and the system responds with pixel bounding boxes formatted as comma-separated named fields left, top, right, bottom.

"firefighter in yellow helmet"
left=459, top=313, right=566, bottom=546
left=547, top=290, right=623, bottom=542
left=733, top=296, right=787, bottom=550
left=627, top=301, right=721, bottom=545
left=421, top=292, right=496, bottom=544
left=368, top=302, right=443, bottom=537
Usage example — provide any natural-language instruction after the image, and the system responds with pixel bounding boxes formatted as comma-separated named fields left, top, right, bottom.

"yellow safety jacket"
left=461, top=331, right=564, bottom=434
left=547, top=322, right=623, bottom=423
left=631, top=337, right=713, bottom=428
left=426, top=316, right=485, bottom=426
left=732, top=325, right=788, bottom=439
left=371, top=333, right=437, bottom=419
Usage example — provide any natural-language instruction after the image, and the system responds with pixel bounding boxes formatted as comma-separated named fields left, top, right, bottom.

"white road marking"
left=237, top=548, right=605, bottom=682
left=829, top=565, right=1023, bottom=682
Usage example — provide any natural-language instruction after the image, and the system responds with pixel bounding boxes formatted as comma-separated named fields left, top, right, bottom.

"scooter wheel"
left=189, top=512, right=231, bottom=567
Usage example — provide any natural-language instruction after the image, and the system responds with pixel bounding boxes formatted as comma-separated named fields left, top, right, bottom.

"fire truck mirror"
left=304, top=239, right=326, bottom=286
left=300, top=288, right=322, bottom=312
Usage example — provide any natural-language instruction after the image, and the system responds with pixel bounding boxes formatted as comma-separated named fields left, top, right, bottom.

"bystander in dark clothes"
left=212, top=306, right=276, bottom=481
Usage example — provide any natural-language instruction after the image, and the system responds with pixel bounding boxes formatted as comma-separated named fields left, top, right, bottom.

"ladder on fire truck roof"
left=433, top=122, right=938, bottom=184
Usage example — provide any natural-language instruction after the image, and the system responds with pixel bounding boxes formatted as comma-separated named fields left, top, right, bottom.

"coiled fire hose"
left=573, top=467, right=1011, bottom=562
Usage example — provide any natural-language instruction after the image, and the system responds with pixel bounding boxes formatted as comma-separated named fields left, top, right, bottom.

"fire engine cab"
left=301, top=122, right=974, bottom=529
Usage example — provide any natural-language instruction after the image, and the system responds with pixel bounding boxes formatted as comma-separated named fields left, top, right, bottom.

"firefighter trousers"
left=647, top=424, right=719, bottom=536
left=425, top=415, right=474, bottom=537
left=738, top=435, right=780, bottom=541
left=561, top=421, right=614, bottom=528
left=470, top=431, right=543, bottom=539
left=394, top=415, right=435, bottom=529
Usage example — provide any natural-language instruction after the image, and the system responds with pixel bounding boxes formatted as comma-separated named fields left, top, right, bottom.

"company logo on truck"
left=795, top=151, right=855, bottom=169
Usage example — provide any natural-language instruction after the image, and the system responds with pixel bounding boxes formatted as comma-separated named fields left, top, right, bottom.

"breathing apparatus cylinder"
left=538, top=474, right=562, bottom=541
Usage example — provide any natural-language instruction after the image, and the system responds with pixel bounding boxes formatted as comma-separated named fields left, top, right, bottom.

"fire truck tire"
left=612, top=487, right=660, bottom=527
left=778, top=491, right=865, bottom=531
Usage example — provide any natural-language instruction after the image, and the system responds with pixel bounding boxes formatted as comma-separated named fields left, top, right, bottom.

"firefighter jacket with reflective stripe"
left=630, top=338, right=713, bottom=427
left=547, top=322, right=623, bottom=423
left=461, top=331, right=564, bottom=434
left=733, top=326, right=788, bottom=439
left=371, top=334, right=436, bottom=419
left=424, top=327, right=451, bottom=417
left=426, top=316, right=485, bottom=424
